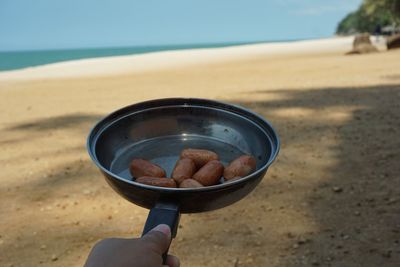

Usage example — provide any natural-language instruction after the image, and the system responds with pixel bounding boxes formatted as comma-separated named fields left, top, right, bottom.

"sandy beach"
left=1, top=37, right=400, bottom=267
left=0, top=36, right=386, bottom=81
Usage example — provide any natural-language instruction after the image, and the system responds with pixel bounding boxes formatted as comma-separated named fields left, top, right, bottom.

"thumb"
left=141, top=224, right=171, bottom=255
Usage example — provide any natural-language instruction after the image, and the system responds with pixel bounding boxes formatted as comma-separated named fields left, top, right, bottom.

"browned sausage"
left=179, top=179, right=204, bottom=188
left=192, top=160, right=224, bottom=186
left=171, top=158, right=197, bottom=184
left=180, top=148, right=219, bottom=168
left=224, top=176, right=242, bottom=183
left=223, top=155, right=256, bottom=180
left=129, top=159, right=166, bottom=178
left=135, top=176, right=177, bottom=188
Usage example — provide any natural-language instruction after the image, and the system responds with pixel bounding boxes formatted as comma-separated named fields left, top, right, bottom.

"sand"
left=0, top=37, right=399, bottom=267
left=0, top=36, right=387, bottom=81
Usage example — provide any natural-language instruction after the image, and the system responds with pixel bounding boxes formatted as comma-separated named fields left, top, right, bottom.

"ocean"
left=0, top=41, right=269, bottom=71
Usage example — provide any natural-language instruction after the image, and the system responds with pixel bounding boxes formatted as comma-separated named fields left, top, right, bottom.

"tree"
left=336, top=0, right=400, bottom=34
left=364, top=0, right=400, bottom=23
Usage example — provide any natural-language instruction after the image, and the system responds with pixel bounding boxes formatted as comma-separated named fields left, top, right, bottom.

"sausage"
left=179, top=179, right=204, bottom=188
left=180, top=148, right=219, bottom=168
left=171, top=158, right=197, bottom=184
left=224, top=176, right=242, bottom=183
left=192, top=160, right=224, bottom=186
left=129, top=159, right=166, bottom=178
left=223, top=155, right=256, bottom=180
left=135, top=176, right=177, bottom=188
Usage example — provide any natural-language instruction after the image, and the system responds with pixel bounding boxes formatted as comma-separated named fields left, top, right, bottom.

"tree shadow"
left=0, top=113, right=103, bottom=148
left=0, top=113, right=106, bottom=200
left=1, top=112, right=147, bottom=267
left=2, top=90, right=400, bottom=266
left=5, top=113, right=102, bottom=132
left=229, top=84, right=400, bottom=266
left=382, top=74, right=400, bottom=81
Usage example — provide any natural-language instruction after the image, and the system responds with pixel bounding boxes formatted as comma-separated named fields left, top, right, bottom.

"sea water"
left=0, top=42, right=252, bottom=71
left=0, top=40, right=298, bottom=71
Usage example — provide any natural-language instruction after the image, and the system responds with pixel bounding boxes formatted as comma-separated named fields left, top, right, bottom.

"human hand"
left=84, top=224, right=180, bottom=267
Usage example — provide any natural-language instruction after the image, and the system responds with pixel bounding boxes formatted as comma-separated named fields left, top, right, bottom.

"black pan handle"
left=142, top=201, right=180, bottom=264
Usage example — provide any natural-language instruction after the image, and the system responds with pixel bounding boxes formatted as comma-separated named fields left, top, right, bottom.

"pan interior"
left=94, top=104, right=273, bottom=182
left=110, top=134, right=247, bottom=181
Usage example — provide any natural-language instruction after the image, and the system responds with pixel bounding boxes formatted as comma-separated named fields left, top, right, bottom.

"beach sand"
left=1, top=37, right=400, bottom=267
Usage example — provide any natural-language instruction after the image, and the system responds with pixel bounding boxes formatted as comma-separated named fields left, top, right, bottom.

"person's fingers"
left=151, top=224, right=171, bottom=239
left=165, top=254, right=180, bottom=267
left=141, top=224, right=171, bottom=254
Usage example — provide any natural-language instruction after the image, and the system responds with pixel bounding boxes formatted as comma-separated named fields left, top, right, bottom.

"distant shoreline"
left=0, top=36, right=356, bottom=81
left=0, top=39, right=306, bottom=71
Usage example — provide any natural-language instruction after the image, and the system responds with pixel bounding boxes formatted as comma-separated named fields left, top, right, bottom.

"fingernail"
left=168, top=255, right=180, bottom=267
left=151, top=224, right=171, bottom=238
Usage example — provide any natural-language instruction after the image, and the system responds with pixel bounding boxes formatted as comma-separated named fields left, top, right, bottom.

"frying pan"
left=87, top=98, right=279, bottom=260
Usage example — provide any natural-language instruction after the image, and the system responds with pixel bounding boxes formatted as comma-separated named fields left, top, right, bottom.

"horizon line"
left=0, top=36, right=332, bottom=53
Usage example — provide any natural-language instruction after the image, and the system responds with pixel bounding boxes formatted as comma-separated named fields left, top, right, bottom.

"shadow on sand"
left=230, top=84, right=400, bottom=266
left=1, top=86, right=400, bottom=267
left=6, top=113, right=102, bottom=131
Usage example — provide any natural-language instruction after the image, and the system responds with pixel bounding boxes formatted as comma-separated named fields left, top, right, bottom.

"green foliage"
left=364, top=0, right=400, bottom=17
left=336, top=0, right=400, bottom=34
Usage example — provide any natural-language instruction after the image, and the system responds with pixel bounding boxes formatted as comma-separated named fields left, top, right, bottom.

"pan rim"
left=87, top=98, right=280, bottom=192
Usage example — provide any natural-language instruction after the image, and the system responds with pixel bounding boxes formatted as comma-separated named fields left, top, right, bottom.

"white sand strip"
left=0, top=37, right=356, bottom=81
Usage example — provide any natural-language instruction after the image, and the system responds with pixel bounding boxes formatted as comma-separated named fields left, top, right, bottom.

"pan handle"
left=142, top=201, right=180, bottom=264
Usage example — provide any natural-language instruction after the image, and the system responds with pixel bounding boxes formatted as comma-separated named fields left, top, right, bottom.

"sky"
left=0, top=0, right=362, bottom=51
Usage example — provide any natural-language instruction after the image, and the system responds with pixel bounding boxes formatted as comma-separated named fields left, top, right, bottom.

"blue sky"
left=0, top=0, right=362, bottom=51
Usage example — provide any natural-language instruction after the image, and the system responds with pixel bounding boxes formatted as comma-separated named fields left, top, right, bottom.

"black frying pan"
left=87, top=98, right=279, bottom=260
